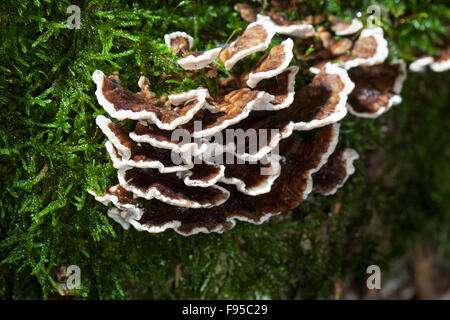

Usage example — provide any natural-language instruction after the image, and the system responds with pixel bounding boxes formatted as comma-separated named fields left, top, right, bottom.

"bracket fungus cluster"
left=89, top=4, right=422, bottom=236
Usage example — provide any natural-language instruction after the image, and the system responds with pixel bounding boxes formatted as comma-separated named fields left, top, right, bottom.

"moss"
left=0, top=0, right=449, bottom=299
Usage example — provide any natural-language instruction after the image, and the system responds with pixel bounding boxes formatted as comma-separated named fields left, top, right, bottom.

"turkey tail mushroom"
left=89, top=7, right=417, bottom=235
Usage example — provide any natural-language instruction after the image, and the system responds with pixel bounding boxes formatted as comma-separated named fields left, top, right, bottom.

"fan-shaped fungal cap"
left=317, top=30, right=353, bottom=57
left=89, top=185, right=144, bottom=229
left=95, top=115, right=136, bottom=161
left=176, top=164, right=225, bottom=188
left=176, top=153, right=282, bottom=195
left=311, top=27, right=389, bottom=73
left=93, top=70, right=209, bottom=129
left=347, top=60, right=406, bottom=118
left=289, top=63, right=354, bottom=130
left=303, top=13, right=329, bottom=25
left=117, top=167, right=230, bottom=208
left=218, top=154, right=282, bottom=196
left=331, top=19, right=363, bottom=36
left=105, top=140, right=193, bottom=173
left=430, top=47, right=450, bottom=72
left=219, top=19, right=276, bottom=70
left=257, top=14, right=315, bottom=38
left=312, top=148, right=359, bottom=195
left=409, top=56, right=435, bottom=72
left=89, top=184, right=143, bottom=218
left=128, top=201, right=231, bottom=235
left=96, top=116, right=193, bottom=172
left=164, top=31, right=194, bottom=56
left=235, top=38, right=294, bottom=88
left=234, top=3, right=261, bottom=22
left=165, top=32, right=221, bottom=70
left=178, top=48, right=222, bottom=70
left=130, top=121, right=208, bottom=156
left=338, top=27, right=389, bottom=70
left=254, top=65, right=298, bottom=111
